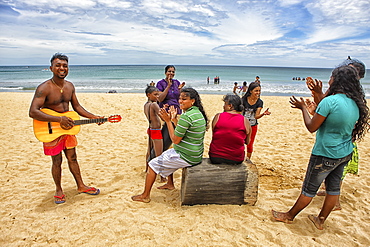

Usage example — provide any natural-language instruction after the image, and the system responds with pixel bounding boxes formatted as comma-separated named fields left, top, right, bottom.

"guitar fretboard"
left=74, top=118, right=108, bottom=126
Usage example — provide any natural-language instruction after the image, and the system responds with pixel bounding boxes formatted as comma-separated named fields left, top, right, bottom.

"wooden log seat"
left=180, top=158, right=258, bottom=206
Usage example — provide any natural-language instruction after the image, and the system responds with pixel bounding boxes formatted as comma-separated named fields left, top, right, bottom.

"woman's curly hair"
left=326, top=65, right=369, bottom=142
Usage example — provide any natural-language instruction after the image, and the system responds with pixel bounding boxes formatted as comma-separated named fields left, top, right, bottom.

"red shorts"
left=43, top=135, right=77, bottom=156
left=147, top=128, right=163, bottom=140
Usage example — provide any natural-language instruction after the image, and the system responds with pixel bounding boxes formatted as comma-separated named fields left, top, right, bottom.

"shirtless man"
left=29, top=53, right=101, bottom=204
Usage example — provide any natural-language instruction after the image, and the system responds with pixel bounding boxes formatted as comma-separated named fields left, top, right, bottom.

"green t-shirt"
left=313, top=94, right=359, bottom=158
left=174, top=106, right=206, bottom=165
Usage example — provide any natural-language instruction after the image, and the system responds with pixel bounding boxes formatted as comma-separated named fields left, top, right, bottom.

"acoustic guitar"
left=33, top=108, right=122, bottom=142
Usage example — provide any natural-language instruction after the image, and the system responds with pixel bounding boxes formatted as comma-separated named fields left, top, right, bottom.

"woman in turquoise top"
left=272, top=65, right=369, bottom=230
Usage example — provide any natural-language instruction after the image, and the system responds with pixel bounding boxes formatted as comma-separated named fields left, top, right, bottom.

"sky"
left=1, top=0, right=370, bottom=68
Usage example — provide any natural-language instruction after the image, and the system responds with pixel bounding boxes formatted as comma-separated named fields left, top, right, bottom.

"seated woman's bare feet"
left=131, top=194, right=151, bottom=203
left=159, top=176, right=167, bottom=183
left=271, top=210, right=293, bottom=224
left=157, top=184, right=175, bottom=190
left=308, top=215, right=324, bottom=230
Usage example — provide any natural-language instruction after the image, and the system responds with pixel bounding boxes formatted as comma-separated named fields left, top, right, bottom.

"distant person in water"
left=232, top=82, right=239, bottom=95
left=255, top=76, right=260, bottom=83
left=239, top=81, right=248, bottom=97
left=214, top=76, right=220, bottom=84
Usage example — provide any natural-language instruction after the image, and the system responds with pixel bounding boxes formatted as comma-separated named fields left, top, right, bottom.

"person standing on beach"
left=132, top=88, right=208, bottom=203
left=241, top=82, right=271, bottom=159
left=157, top=65, right=185, bottom=115
left=306, top=57, right=366, bottom=210
left=272, top=65, right=369, bottom=230
left=144, top=86, right=163, bottom=169
left=144, top=86, right=166, bottom=183
left=29, top=53, right=101, bottom=204
left=156, top=65, right=185, bottom=152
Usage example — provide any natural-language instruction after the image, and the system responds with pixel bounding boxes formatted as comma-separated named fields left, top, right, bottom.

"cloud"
left=304, top=0, right=370, bottom=43
left=0, top=0, right=369, bottom=67
left=65, top=31, right=112, bottom=36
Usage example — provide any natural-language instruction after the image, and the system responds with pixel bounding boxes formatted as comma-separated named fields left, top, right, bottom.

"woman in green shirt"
left=132, top=88, right=208, bottom=203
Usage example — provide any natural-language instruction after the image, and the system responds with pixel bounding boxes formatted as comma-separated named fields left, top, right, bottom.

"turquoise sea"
left=1, top=65, right=369, bottom=97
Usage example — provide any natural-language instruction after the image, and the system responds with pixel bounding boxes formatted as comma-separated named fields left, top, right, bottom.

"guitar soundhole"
left=48, top=122, right=53, bottom=134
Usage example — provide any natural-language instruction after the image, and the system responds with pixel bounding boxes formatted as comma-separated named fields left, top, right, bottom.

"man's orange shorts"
left=43, top=135, right=77, bottom=156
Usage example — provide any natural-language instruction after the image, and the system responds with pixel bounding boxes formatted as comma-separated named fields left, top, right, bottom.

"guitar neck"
left=74, top=118, right=107, bottom=126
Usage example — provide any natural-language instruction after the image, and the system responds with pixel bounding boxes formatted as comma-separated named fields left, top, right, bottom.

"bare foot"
left=271, top=210, right=293, bottom=224
left=333, top=204, right=342, bottom=211
left=131, top=194, right=151, bottom=203
left=157, top=184, right=175, bottom=190
left=308, top=214, right=324, bottom=230
left=159, top=176, right=167, bottom=183
left=316, top=190, right=326, bottom=196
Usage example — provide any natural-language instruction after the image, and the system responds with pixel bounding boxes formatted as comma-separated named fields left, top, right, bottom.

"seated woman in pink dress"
left=209, top=94, right=252, bottom=164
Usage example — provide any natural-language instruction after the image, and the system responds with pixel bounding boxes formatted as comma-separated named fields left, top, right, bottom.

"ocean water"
left=1, top=65, right=369, bottom=97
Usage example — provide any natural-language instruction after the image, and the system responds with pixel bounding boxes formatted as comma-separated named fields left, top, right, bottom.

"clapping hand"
left=289, top=96, right=306, bottom=110
left=159, top=105, right=177, bottom=123
left=168, top=79, right=173, bottom=87
left=179, top=82, right=186, bottom=89
left=306, top=77, right=323, bottom=96
left=305, top=99, right=317, bottom=115
left=159, top=107, right=171, bottom=122
left=168, top=105, right=178, bottom=121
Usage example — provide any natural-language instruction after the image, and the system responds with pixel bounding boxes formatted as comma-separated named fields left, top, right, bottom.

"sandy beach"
left=1, top=92, right=369, bottom=246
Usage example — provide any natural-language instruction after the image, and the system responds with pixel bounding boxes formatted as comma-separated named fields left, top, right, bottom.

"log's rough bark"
left=181, top=158, right=258, bottom=206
